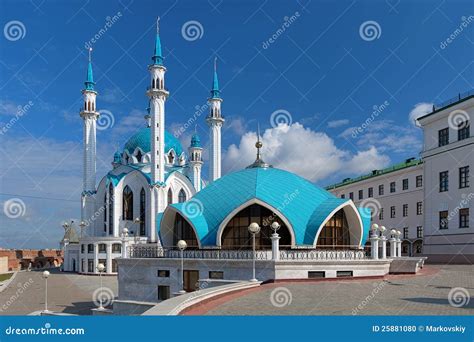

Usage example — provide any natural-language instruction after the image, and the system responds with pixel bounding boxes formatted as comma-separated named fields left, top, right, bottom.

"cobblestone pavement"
left=201, top=265, right=474, bottom=315
left=0, top=269, right=117, bottom=315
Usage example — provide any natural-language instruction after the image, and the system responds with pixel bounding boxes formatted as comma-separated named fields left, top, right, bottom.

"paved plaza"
left=186, top=265, right=474, bottom=315
left=0, top=269, right=117, bottom=315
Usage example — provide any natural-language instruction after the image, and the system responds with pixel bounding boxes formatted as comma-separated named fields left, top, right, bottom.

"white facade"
left=418, top=96, right=473, bottom=263
left=327, top=160, right=424, bottom=256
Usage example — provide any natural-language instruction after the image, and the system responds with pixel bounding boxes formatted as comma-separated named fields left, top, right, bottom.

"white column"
left=380, top=236, right=387, bottom=259
left=389, top=238, right=396, bottom=258
left=93, top=243, right=98, bottom=274
left=370, top=236, right=379, bottom=259
left=271, top=233, right=280, bottom=261
left=122, top=239, right=128, bottom=259
left=106, top=243, right=112, bottom=274
left=397, top=238, right=402, bottom=257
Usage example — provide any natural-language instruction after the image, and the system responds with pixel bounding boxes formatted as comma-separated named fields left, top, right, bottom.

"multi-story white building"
left=326, top=158, right=425, bottom=257
left=417, top=92, right=473, bottom=263
left=327, top=92, right=473, bottom=263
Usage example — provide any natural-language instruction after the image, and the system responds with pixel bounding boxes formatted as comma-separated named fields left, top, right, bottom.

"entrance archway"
left=316, top=209, right=350, bottom=249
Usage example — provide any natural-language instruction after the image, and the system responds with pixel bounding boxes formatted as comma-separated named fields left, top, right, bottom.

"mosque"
left=62, top=21, right=423, bottom=302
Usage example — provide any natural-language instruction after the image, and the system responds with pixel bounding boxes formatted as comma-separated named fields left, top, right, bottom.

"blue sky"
left=1, top=0, right=473, bottom=248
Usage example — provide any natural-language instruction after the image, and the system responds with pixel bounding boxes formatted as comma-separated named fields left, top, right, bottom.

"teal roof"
left=163, top=167, right=370, bottom=247
left=123, top=126, right=184, bottom=156
left=84, top=61, right=95, bottom=91
left=190, top=133, right=201, bottom=148
left=152, top=33, right=163, bottom=65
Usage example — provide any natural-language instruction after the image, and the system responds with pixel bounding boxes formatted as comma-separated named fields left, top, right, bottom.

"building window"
left=112, top=260, right=118, bottom=273
left=167, top=188, right=173, bottom=205
left=403, top=204, right=408, bottom=217
left=87, top=244, right=94, bottom=253
left=402, top=179, right=408, bottom=190
left=349, top=192, right=354, bottom=200
left=458, top=121, right=470, bottom=141
left=390, top=182, right=396, bottom=193
left=416, top=202, right=423, bottom=215
left=439, top=171, right=449, bottom=192
left=438, top=127, right=449, bottom=147
left=173, top=214, right=199, bottom=248
left=122, top=185, right=134, bottom=220
left=417, top=226, right=423, bottom=238
left=459, top=166, right=470, bottom=188
left=98, top=244, right=106, bottom=253
left=368, top=187, right=373, bottom=198
left=140, top=188, right=146, bottom=236
left=158, top=285, right=170, bottom=301
left=87, top=259, right=94, bottom=272
left=358, top=190, right=363, bottom=200
left=403, top=227, right=408, bottom=239
left=178, top=189, right=186, bottom=203
left=416, top=175, right=423, bottom=188
left=390, top=206, right=396, bottom=218
left=108, top=183, right=114, bottom=235
left=378, top=208, right=384, bottom=220
left=308, top=271, right=325, bottom=278
left=209, top=271, right=224, bottom=279
left=341, top=194, right=345, bottom=199
left=157, top=270, right=170, bottom=277
left=378, top=184, right=384, bottom=196
left=439, top=211, right=448, bottom=230
left=459, top=208, right=469, bottom=228
left=112, top=243, right=121, bottom=253
left=81, top=244, right=85, bottom=253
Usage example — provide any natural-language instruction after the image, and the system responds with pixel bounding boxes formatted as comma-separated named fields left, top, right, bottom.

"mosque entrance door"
left=183, top=270, right=199, bottom=292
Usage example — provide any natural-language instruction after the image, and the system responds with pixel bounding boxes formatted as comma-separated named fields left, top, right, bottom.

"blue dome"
left=160, top=167, right=371, bottom=247
left=190, top=133, right=201, bottom=148
left=123, top=126, right=183, bottom=156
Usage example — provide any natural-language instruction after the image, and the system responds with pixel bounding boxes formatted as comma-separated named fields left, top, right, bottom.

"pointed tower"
left=80, top=48, right=99, bottom=232
left=147, top=17, right=169, bottom=185
left=188, top=128, right=203, bottom=191
left=206, top=57, right=225, bottom=182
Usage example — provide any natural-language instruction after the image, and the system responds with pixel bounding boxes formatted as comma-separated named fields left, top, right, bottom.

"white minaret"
left=80, top=48, right=99, bottom=234
left=206, top=58, right=225, bottom=182
left=188, top=130, right=203, bottom=191
left=146, top=18, right=169, bottom=244
left=147, top=17, right=169, bottom=185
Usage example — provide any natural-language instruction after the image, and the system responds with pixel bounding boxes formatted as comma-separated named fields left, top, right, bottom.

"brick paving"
left=0, top=268, right=117, bottom=315
left=188, top=265, right=474, bottom=315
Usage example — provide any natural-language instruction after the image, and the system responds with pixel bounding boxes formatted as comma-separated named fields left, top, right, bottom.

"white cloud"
left=327, top=119, right=349, bottom=128
left=222, top=123, right=390, bottom=182
left=409, top=102, right=433, bottom=126
left=102, top=88, right=124, bottom=104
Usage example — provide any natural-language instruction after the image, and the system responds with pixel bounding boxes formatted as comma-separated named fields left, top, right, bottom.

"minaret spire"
left=85, top=47, right=95, bottom=91
left=152, top=17, right=163, bottom=65
left=247, top=124, right=272, bottom=169
left=211, top=57, right=220, bottom=99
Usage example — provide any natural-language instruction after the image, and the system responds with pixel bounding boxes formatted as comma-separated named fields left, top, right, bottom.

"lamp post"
left=133, top=217, right=141, bottom=243
left=270, top=221, right=281, bottom=261
left=42, top=270, right=50, bottom=313
left=96, top=263, right=105, bottom=310
left=121, top=228, right=129, bottom=259
left=396, top=230, right=402, bottom=257
left=79, top=221, right=86, bottom=239
left=379, top=226, right=387, bottom=259
left=248, top=222, right=261, bottom=282
left=177, top=240, right=187, bottom=294
left=370, top=224, right=379, bottom=259
left=389, top=229, right=397, bottom=257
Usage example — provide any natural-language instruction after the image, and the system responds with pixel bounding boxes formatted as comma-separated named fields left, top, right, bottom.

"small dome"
left=123, top=126, right=183, bottom=156
left=113, top=151, right=121, bottom=163
left=190, top=133, right=201, bottom=148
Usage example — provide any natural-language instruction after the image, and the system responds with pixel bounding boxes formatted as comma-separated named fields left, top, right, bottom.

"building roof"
left=164, top=167, right=368, bottom=246
left=123, top=126, right=184, bottom=156
left=417, top=89, right=474, bottom=122
left=325, top=158, right=422, bottom=190
left=190, top=133, right=201, bottom=148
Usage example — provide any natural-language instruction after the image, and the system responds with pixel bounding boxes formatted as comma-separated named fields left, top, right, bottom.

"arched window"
left=168, top=151, right=175, bottom=164
left=140, top=188, right=146, bottom=236
left=173, top=214, right=198, bottom=248
left=178, top=189, right=186, bottom=203
left=125, top=154, right=129, bottom=165
left=316, top=209, right=350, bottom=249
left=135, top=150, right=143, bottom=163
left=103, top=193, right=107, bottom=232
left=122, top=185, right=133, bottom=221
left=167, top=188, right=173, bottom=205
left=152, top=78, right=156, bottom=89
left=221, top=204, right=291, bottom=249
left=108, top=183, right=114, bottom=235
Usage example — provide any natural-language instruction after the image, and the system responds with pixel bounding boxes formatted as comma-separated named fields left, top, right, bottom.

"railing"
left=279, top=249, right=368, bottom=260
left=433, top=89, right=474, bottom=112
